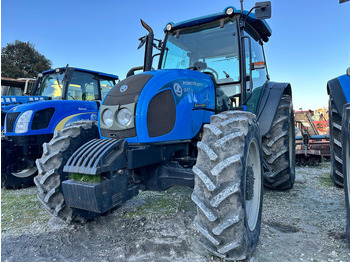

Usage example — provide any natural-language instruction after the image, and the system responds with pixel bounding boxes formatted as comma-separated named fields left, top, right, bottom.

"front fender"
left=327, top=75, right=350, bottom=118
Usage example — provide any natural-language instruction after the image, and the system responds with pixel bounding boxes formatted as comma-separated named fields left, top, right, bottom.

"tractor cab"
left=33, top=67, right=119, bottom=101
left=155, top=4, right=272, bottom=113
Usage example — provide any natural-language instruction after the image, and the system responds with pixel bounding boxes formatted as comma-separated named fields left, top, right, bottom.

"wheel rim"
left=12, top=166, right=37, bottom=178
left=245, top=138, right=261, bottom=231
left=289, top=113, right=294, bottom=168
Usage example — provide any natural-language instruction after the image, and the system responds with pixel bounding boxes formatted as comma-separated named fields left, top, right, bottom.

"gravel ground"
left=2, top=161, right=350, bottom=262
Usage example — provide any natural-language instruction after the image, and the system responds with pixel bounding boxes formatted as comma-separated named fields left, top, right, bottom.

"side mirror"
left=346, top=67, right=350, bottom=77
left=255, top=1, right=271, bottom=19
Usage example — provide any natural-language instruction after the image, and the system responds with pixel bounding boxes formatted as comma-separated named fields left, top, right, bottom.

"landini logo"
left=173, top=83, right=183, bottom=97
left=120, top=85, right=128, bottom=93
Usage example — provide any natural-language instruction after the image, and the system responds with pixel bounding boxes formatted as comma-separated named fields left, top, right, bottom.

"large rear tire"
left=329, top=97, right=344, bottom=187
left=262, top=95, right=296, bottom=190
left=34, top=121, right=99, bottom=223
left=342, top=103, right=350, bottom=242
left=192, top=111, right=263, bottom=260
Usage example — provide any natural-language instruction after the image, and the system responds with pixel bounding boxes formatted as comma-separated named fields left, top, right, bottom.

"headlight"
left=15, top=110, right=33, bottom=133
left=102, top=109, right=114, bottom=127
left=117, top=108, right=132, bottom=127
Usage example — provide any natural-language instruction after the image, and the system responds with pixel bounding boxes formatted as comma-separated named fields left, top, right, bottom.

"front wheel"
left=329, top=97, right=344, bottom=187
left=34, top=121, right=100, bottom=223
left=192, top=111, right=263, bottom=260
left=1, top=139, right=37, bottom=189
left=342, top=103, right=350, bottom=242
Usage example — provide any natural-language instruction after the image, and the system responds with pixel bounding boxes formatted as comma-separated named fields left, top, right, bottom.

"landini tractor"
left=35, top=2, right=295, bottom=260
left=2, top=67, right=119, bottom=189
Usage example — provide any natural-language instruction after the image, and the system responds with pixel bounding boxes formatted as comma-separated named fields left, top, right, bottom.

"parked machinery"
left=2, top=67, right=119, bottom=189
left=1, top=77, right=46, bottom=133
left=35, top=2, right=295, bottom=260
left=327, top=67, right=350, bottom=187
left=295, top=110, right=330, bottom=166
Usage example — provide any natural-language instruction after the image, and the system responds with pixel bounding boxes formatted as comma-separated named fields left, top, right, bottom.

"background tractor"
left=327, top=67, right=350, bottom=242
left=327, top=67, right=350, bottom=187
left=35, top=2, right=295, bottom=260
left=2, top=67, right=119, bottom=189
left=1, top=77, right=47, bottom=133
left=343, top=102, right=350, bottom=242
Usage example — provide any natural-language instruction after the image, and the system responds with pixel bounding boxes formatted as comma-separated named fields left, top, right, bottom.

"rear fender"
left=256, top=81, right=292, bottom=137
left=327, top=75, right=350, bottom=118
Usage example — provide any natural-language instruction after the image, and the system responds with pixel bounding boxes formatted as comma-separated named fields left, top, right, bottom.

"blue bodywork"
left=5, top=100, right=98, bottom=136
left=338, top=74, right=350, bottom=102
left=99, top=70, right=215, bottom=143
left=165, top=6, right=272, bottom=42
left=41, top=67, right=119, bottom=80
left=327, top=73, right=350, bottom=117
left=1, top=96, right=47, bottom=106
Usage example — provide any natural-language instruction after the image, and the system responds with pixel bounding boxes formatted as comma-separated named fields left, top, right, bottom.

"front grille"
left=147, top=89, right=176, bottom=137
left=6, top=112, right=21, bottom=132
left=1, top=112, right=6, bottom=128
left=31, top=108, right=55, bottom=130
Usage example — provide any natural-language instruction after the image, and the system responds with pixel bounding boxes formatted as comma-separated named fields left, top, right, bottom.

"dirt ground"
left=2, top=162, right=350, bottom=262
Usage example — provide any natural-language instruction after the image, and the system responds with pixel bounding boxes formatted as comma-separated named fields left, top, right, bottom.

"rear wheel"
left=342, top=103, right=350, bottom=242
left=192, top=111, right=263, bottom=260
left=262, top=95, right=295, bottom=190
left=1, top=139, right=37, bottom=189
left=34, top=121, right=99, bottom=222
left=329, top=97, right=344, bottom=187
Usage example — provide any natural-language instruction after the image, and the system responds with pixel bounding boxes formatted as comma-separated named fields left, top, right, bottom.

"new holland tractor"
left=35, top=2, right=295, bottom=260
left=2, top=67, right=119, bottom=189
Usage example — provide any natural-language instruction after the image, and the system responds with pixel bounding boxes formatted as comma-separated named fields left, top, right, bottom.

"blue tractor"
left=2, top=67, right=119, bottom=189
left=327, top=68, right=350, bottom=187
left=1, top=77, right=48, bottom=133
left=343, top=101, right=350, bottom=242
left=327, top=67, right=350, bottom=241
left=35, top=2, right=295, bottom=260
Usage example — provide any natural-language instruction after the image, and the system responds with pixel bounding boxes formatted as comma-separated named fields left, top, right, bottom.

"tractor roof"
left=42, top=67, right=119, bottom=80
left=164, top=6, right=272, bottom=42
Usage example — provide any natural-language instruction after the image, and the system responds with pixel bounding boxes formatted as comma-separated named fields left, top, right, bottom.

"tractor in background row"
left=327, top=67, right=350, bottom=242
left=327, top=67, right=350, bottom=188
left=2, top=67, right=119, bottom=189
left=35, top=2, right=295, bottom=260
left=1, top=77, right=47, bottom=133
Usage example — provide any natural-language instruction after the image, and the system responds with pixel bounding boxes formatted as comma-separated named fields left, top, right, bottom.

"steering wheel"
left=203, top=67, right=219, bottom=79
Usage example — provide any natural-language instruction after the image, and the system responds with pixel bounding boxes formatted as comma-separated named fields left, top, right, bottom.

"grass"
left=123, top=187, right=193, bottom=218
left=1, top=187, right=50, bottom=234
left=319, top=168, right=333, bottom=187
left=69, top=173, right=101, bottom=183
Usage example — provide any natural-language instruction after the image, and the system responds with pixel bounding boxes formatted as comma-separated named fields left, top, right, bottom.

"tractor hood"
left=5, top=100, right=98, bottom=136
left=99, top=69, right=215, bottom=143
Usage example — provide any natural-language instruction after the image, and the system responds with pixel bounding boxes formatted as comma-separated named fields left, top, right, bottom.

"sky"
left=1, top=0, right=350, bottom=110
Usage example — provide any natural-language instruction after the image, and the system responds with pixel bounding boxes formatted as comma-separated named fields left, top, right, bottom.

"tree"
left=1, top=40, right=52, bottom=78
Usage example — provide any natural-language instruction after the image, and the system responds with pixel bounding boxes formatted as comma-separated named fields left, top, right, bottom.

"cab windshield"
left=161, top=18, right=240, bottom=84
left=35, top=72, right=64, bottom=100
